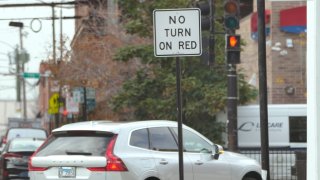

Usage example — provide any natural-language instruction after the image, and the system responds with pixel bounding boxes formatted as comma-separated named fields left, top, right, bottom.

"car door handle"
left=159, top=160, right=168, bottom=165
left=195, top=160, right=203, bottom=165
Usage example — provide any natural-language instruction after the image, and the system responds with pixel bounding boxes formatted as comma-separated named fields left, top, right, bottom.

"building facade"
left=239, top=0, right=306, bottom=104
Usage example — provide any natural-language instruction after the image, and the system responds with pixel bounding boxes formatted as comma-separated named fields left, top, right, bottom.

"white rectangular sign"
left=66, top=95, right=79, bottom=113
left=153, top=8, right=202, bottom=57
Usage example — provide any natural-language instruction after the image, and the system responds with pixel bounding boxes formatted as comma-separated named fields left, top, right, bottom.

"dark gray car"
left=0, top=138, right=45, bottom=180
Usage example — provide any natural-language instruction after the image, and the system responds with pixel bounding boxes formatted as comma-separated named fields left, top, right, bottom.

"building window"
left=289, top=116, right=306, bottom=143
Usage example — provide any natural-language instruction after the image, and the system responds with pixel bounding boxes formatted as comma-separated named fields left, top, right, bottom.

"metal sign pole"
left=257, top=0, right=270, bottom=179
left=153, top=9, right=201, bottom=180
left=176, top=57, right=184, bottom=180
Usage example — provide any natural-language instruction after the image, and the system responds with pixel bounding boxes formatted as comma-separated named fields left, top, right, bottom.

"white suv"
left=29, top=120, right=263, bottom=180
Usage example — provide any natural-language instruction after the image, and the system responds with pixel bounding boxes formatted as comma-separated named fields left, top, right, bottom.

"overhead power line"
left=0, top=0, right=88, bottom=8
left=0, top=16, right=83, bottom=21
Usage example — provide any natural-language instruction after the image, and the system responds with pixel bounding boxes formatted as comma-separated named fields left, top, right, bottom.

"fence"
left=240, top=148, right=306, bottom=180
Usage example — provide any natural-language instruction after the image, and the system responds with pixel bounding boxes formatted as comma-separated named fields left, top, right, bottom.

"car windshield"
left=7, top=128, right=47, bottom=141
left=9, top=139, right=45, bottom=152
left=35, top=131, right=113, bottom=157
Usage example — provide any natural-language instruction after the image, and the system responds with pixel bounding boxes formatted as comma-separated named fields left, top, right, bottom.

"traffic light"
left=226, top=34, right=240, bottom=64
left=194, top=0, right=215, bottom=65
left=224, top=0, right=240, bottom=31
left=195, top=0, right=212, bottom=31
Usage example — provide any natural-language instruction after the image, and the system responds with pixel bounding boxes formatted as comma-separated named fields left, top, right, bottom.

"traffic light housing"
left=194, top=0, right=215, bottom=65
left=195, top=0, right=212, bottom=31
left=224, top=0, right=240, bottom=31
left=226, top=34, right=240, bottom=64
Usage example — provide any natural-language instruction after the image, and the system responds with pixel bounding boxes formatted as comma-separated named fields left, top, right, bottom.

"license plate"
left=19, top=171, right=29, bottom=177
left=58, top=167, right=76, bottom=178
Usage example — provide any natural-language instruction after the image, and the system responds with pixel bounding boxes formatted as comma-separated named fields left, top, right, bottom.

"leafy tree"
left=111, top=0, right=257, bottom=143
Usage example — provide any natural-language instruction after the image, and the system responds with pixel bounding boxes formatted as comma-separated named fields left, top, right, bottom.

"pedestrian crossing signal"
left=226, top=35, right=240, bottom=49
left=226, top=35, right=240, bottom=64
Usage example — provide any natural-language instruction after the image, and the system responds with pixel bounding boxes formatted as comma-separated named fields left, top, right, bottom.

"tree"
left=111, top=0, right=258, bottom=143
left=51, top=0, right=146, bottom=120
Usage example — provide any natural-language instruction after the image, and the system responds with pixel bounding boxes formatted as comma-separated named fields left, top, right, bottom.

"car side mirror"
left=213, top=144, right=224, bottom=160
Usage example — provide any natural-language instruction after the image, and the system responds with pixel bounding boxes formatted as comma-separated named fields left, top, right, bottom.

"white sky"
left=0, top=0, right=75, bottom=100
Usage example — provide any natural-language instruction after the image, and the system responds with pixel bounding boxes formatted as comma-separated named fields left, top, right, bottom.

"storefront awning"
left=280, top=6, right=306, bottom=34
left=251, top=10, right=271, bottom=40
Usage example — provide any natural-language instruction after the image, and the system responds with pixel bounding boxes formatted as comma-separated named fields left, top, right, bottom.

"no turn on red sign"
left=153, top=8, right=202, bottom=57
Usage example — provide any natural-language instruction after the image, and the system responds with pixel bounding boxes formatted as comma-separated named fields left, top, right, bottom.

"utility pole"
left=9, top=21, right=27, bottom=120
left=60, top=2, right=63, bottom=61
left=52, top=5, right=56, bottom=63
left=14, top=47, right=21, bottom=102
left=20, top=27, right=27, bottom=120
left=257, top=0, right=270, bottom=179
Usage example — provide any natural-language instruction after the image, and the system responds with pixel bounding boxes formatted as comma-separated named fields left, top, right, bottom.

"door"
left=173, top=128, right=232, bottom=180
left=149, top=127, right=193, bottom=180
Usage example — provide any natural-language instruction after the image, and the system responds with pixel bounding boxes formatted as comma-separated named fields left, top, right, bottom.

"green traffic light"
left=224, top=16, right=239, bottom=30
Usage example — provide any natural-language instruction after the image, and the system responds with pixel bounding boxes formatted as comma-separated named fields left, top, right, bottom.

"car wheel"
left=145, top=177, right=160, bottom=180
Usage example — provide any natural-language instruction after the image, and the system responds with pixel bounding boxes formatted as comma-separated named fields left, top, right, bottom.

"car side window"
left=130, top=128, right=149, bottom=149
left=172, top=128, right=212, bottom=153
left=149, top=127, right=178, bottom=151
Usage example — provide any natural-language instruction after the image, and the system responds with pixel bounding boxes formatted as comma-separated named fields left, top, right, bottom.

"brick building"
left=239, top=0, right=306, bottom=104
left=66, top=0, right=148, bottom=120
left=38, top=0, right=149, bottom=129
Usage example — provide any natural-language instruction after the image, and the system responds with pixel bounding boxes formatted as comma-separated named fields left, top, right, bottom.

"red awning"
left=280, top=6, right=306, bottom=34
left=251, top=10, right=271, bottom=40
left=251, top=10, right=271, bottom=33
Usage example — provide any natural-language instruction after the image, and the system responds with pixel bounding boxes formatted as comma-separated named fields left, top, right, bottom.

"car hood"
left=223, top=151, right=252, bottom=159
left=222, top=151, right=261, bottom=166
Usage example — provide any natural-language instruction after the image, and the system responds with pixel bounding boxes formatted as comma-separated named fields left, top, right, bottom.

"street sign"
left=72, top=89, right=82, bottom=103
left=50, top=80, right=60, bottom=92
left=73, top=87, right=96, bottom=112
left=48, top=93, right=60, bottom=114
left=23, top=72, right=40, bottom=79
left=66, top=95, right=79, bottom=113
left=153, top=8, right=202, bottom=57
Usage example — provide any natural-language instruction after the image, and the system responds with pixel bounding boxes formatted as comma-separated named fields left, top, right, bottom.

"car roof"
left=6, top=127, right=47, bottom=132
left=5, top=127, right=47, bottom=135
left=53, top=120, right=179, bottom=134
left=9, top=137, right=46, bottom=142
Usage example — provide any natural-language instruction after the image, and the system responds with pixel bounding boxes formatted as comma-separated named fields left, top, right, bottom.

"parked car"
left=28, top=120, right=263, bottom=180
left=0, top=131, right=5, bottom=152
left=0, top=137, right=45, bottom=180
left=0, top=128, right=47, bottom=150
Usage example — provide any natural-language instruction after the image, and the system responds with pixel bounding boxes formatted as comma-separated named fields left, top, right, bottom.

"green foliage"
left=118, top=0, right=191, bottom=37
left=112, top=0, right=258, bottom=143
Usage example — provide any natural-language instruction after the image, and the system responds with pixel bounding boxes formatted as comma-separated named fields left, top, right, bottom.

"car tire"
left=243, top=177, right=261, bottom=180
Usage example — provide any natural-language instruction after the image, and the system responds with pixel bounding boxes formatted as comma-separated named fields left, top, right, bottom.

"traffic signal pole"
left=223, top=0, right=241, bottom=152
left=225, top=34, right=240, bottom=152
left=227, top=64, right=238, bottom=152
